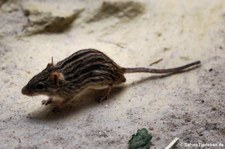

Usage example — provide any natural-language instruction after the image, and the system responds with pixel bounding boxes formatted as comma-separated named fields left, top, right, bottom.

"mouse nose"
left=21, top=87, right=27, bottom=95
left=21, top=87, right=32, bottom=96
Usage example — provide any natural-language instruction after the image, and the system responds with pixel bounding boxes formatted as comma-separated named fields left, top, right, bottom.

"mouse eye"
left=35, top=82, right=45, bottom=90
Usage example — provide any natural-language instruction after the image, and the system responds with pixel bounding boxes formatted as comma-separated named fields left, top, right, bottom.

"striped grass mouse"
left=22, top=49, right=201, bottom=107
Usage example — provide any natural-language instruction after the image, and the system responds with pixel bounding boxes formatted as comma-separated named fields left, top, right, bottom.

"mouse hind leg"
left=95, top=85, right=113, bottom=102
left=92, top=73, right=126, bottom=102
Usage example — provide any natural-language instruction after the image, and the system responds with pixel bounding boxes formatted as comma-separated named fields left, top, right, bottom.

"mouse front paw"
left=42, top=98, right=53, bottom=105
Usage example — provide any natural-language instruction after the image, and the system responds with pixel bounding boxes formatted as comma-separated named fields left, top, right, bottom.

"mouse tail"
left=122, top=61, right=201, bottom=74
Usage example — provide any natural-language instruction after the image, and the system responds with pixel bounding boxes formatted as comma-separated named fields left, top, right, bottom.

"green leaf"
left=128, top=128, right=152, bottom=149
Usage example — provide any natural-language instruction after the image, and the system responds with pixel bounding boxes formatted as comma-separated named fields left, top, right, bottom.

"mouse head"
left=21, top=59, right=65, bottom=97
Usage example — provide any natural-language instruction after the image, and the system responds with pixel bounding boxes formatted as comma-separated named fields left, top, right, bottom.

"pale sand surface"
left=0, top=0, right=224, bottom=148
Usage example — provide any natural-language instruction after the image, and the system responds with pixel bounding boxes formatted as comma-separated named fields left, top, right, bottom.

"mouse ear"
left=50, top=71, right=64, bottom=85
left=46, top=57, right=54, bottom=69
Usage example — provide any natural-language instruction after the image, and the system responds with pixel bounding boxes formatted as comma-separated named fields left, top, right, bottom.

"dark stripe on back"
left=65, top=54, right=112, bottom=75
left=56, top=49, right=100, bottom=69
left=67, top=62, right=116, bottom=82
left=61, top=52, right=107, bottom=75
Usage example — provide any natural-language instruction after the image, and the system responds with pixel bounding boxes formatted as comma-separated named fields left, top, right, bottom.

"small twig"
left=149, top=58, right=163, bottom=66
left=97, top=39, right=126, bottom=48
left=165, top=137, right=179, bottom=149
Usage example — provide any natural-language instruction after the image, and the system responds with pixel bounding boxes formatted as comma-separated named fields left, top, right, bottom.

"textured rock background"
left=0, top=0, right=225, bottom=148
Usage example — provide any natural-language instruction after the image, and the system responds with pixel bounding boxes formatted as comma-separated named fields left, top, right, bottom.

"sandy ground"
left=0, top=0, right=225, bottom=148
